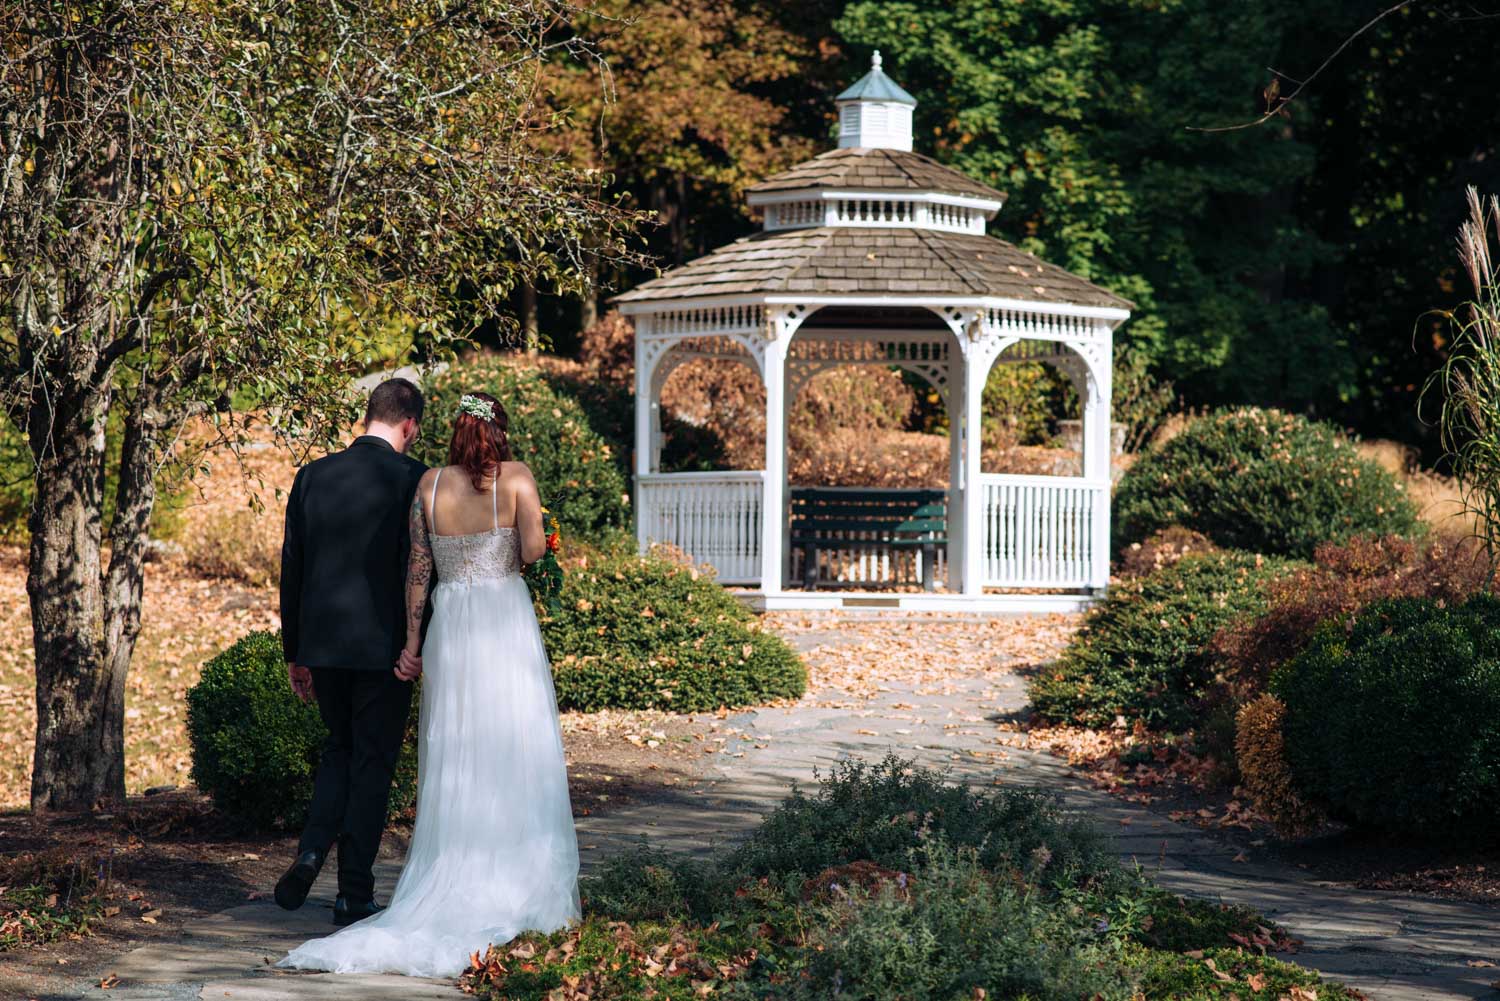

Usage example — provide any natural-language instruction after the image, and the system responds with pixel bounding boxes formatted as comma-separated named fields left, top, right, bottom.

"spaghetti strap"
left=429, top=467, right=443, bottom=535
left=491, top=468, right=499, bottom=531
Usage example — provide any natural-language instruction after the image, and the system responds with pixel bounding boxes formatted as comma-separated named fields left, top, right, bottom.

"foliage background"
left=524, top=0, right=1500, bottom=457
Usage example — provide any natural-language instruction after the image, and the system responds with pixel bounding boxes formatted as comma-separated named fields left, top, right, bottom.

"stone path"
left=55, top=615, right=1500, bottom=1001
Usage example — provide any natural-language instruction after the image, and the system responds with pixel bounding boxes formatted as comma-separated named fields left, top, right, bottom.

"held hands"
left=287, top=663, right=315, bottom=703
left=395, top=646, right=423, bottom=682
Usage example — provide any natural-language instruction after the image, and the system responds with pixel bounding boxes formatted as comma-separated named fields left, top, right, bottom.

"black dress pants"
left=298, top=667, right=413, bottom=902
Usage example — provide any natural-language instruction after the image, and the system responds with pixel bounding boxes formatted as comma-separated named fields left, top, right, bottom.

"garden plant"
left=458, top=758, right=1357, bottom=1000
left=1113, top=408, right=1419, bottom=559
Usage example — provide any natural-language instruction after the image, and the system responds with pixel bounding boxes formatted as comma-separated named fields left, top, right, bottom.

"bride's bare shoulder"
left=501, top=460, right=536, bottom=483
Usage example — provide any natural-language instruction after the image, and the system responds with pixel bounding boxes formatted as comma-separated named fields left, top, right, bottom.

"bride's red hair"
left=448, top=391, right=512, bottom=490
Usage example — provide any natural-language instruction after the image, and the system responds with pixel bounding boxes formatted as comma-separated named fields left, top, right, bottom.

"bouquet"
left=524, top=509, right=565, bottom=614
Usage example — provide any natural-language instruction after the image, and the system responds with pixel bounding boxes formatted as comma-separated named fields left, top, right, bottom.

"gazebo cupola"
left=615, top=52, right=1132, bottom=612
left=836, top=50, right=917, bottom=151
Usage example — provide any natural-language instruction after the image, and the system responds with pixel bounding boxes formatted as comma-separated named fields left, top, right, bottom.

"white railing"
left=761, top=196, right=988, bottom=234
left=765, top=200, right=822, bottom=230
left=979, top=474, right=1108, bottom=588
left=637, top=471, right=765, bottom=584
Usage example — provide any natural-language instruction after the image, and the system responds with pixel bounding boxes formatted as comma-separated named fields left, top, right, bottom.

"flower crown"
left=458, top=394, right=495, bottom=421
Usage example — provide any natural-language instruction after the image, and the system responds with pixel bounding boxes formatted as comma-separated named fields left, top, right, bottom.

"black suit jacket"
left=280, top=436, right=428, bottom=670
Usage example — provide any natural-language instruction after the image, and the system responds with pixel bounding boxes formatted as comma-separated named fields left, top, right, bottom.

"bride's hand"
left=395, top=646, right=422, bottom=682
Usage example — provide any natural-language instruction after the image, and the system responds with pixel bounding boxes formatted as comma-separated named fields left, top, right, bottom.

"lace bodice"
left=429, top=527, right=522, bottom=584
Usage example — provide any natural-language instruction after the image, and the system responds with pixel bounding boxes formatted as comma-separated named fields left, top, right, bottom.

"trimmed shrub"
left=1273, top=594, right=1500, bottom=838
left=1029, top=551, right=1296, bottom=730
left=1114, top=407, right=1420, bottom=558
left=419, top=355, right=629, bottom=539
left=1234, top=694, right=1323, bottom=837
left=187, top=631, right=418, bottom=829
left=543, top=548, right=806, bottom=712
left=1207, top=533, right=1494, bottom=705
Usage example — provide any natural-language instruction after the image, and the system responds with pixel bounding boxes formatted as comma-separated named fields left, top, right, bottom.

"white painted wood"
left=761, top=337, right=791, bottom=593
left=742, top=590, right=1099, bottom=614
left=759, top=194, right=989, bottom=234
left=637, top=471, right=766, bottom=584
left=945, top=359, right=965, bottom=589
left=960, top=344, right=986, bottom=595
left=977, top=474, right=1108, bottom=589
left=620, top=294, right=1130, bottom=324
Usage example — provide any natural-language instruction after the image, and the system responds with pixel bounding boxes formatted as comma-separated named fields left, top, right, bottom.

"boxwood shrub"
left=186, top=631, right=418, bottom=829
left=1273, top=594, right=1500, bottom=838
left=1029, top=551, right=1296, bottom=731
left=418, top=356, right=629, bottom=540
left=1113, top=408, right=1419, bottom=559
left=542, top=549, right=807, bottom=712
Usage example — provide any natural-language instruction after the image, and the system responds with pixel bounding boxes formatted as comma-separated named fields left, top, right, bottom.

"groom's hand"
left=287, top=662, right=315, bottom=702
left=395, top=648, right=422, bottom=682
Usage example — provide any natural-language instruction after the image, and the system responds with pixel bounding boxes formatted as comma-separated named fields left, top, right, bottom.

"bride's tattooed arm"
left=404, top=492, right=434, bottom=656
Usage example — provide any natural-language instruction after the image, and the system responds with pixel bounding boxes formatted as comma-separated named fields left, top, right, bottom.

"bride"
left=280, top=391, right=581, bottom=978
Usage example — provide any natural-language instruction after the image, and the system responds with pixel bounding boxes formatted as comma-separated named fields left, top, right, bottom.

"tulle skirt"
left=279, top=575, right=581, bottom=978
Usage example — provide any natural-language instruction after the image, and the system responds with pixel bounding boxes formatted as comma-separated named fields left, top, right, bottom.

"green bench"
left=788, top=487, right=948, bottom=591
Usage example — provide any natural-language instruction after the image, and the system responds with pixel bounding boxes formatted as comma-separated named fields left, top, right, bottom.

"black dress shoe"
left=332, top=895, right=384, bottom=927
left=274, top=850, right=324, bottom=911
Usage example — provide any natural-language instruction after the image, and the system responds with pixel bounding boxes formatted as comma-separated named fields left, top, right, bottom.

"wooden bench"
left=789, top=487, right=948, bottom=591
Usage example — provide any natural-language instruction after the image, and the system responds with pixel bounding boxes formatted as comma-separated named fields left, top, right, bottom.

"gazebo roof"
left=747, top=147, right=1004, bottom=204
left=835, top=51, right=917, bottom=106
left=614, top=226, right=1132, bottom=310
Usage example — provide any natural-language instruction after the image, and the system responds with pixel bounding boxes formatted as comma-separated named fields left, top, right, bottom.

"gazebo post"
left=761, top=336, right=791, bottom=594
left=945, top=355, right=966, bottom=589
left=960, top=350, right=987, bottom=595
left=1082, top=335, right=1113, bottom=590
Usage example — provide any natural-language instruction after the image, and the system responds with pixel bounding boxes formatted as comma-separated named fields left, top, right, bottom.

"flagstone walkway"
left=54, top=614, right=1500, bottom=1001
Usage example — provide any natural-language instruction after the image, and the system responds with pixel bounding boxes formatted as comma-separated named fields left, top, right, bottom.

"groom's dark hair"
left=364, top=378, right=424, bottom=426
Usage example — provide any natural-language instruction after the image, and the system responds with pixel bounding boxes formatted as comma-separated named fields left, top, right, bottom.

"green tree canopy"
left=2, top=0, right=641, bottom=810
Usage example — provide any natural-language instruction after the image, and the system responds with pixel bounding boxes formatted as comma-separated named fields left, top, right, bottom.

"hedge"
left=542, top=549, right=807, bottom=712
left=1273, top=594, right=1500, bottom=838
left=1029, top=551, right=1296, bottom=731
left=1113, top=408, right=1419, bottom=559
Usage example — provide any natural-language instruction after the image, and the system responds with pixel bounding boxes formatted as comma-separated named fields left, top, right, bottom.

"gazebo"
left=616, top=53, right=1131, bottom=612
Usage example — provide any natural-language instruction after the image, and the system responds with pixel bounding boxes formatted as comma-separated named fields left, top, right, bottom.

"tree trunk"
left=28, top=384, right=164, bottom=812
left=521, top=281, right=540, bottom=355
left=27, top=389, right=121, bottom=811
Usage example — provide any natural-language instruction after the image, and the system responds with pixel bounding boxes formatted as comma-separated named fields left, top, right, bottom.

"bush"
left=524, top=760, right=1355, bottom=1001
left=1029, top=552, right=1296, bottom=731
left=739, top=838, right=1120, bottom=1001
left=543, top=548, right=806, bottom=712
left=1113, top=407, right=1420, bottom=558
left=187, top=631, right=418, bottom=829
left=1207, top=534, right=1493, bottom=705
left=722, top=756, right=1114, bottom=892
left=1273, top=594, right=1500, bottom=838
left=1234, top=694, right=1323, bottom=837
left=419, top=355, right=629, bottom=540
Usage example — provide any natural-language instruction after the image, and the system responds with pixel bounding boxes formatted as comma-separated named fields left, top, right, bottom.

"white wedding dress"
left=279, top=473, right=580, bottom=978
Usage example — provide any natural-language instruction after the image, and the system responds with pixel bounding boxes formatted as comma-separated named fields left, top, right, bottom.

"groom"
left=275, top=378, right=428, bottom=926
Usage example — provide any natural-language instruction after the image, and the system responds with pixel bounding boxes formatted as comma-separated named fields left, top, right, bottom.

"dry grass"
left=0, top=550, right=281, bottom=807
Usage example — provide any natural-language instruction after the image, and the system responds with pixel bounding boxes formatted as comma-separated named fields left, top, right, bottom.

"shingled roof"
left=747, top=148, right=1005, bottom=204
left=614, top=227, right=1131, bottom=310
